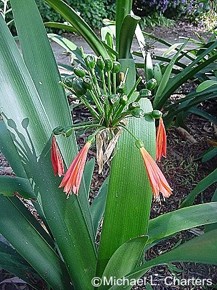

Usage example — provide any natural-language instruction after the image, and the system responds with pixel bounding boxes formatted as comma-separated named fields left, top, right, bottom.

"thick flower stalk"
left=51, top=136, right=64, bottom=177
left=59, top=142, right=91, bottom=197
left=156, top=117, right=167, bottom=161
left=139, top=145, right=172, bottom=200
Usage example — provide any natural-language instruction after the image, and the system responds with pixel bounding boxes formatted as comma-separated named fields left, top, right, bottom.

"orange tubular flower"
left=59, top=142, right=91, bottom=197
left=156, top=117, right=167, bottom=161
left=140, top=146, right=172, bottom=200
left=51, top=136, right=64, bottom=177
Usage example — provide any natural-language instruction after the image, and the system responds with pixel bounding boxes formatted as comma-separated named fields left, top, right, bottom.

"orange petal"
left=156, top=117, right=167, bottom=161
left=51, top=136, right=64, bottom=177
left=140, top=147, right=172, bottom=199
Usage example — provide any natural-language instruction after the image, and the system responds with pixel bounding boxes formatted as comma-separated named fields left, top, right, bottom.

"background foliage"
left=0, top=0, right=116, bottom=30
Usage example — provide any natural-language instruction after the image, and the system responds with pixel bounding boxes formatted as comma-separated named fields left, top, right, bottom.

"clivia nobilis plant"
left=51, top=54, right=172, bottom=200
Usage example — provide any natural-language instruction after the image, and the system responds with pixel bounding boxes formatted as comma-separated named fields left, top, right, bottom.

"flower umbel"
left=156, top=117, right=167, bottom=161
left=140, top=146, right=172, bottom=200
left=51, top=136, right=64, bottom=177
left=59, top=142, right=91, bottom=197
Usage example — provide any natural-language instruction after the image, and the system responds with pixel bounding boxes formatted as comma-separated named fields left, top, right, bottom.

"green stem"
left=107, top=71, right=112, bottom=95
left=127, top=76, right=142, bottom=101
left=90, top=68, right=101, bottom=96
left=70, top=123, right=102, bottom=131
left=112, top=112, right=130, bottom=127
left=101, top=70, right=107, bottom=95
left=88, top=90, right=104, bottom=115
left=112, top=73, right=116, bottom=94
left=80, top=96, right=100, bottom=119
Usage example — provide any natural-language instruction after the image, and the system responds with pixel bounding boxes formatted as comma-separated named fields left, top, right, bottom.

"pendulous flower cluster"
left=51, top=55, right=172, bottom=200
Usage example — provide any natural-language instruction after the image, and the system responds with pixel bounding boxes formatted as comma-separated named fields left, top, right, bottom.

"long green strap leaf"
left=0, top=175, right=35, bottom=199
left=148, top=202, right=217, bottom=243
left=109, top=229, right=217, bottom=290
left=97, top=59, right=155, bottom=276
left=0, top=121, right=27, bottom=178
left=45, top=21, right=77, bottom=33
left=91, top=177, right=109, bottom=235
left=0, top=196, right=72, bottom=289
left=0, top=15, right=50, bottom=156
left=116, top=0, right=133, bottom=53
left=45, top=0, right=109, bottom=59
left=118, top=14, right=140, bottom=59
left=0, top=241, right=42, bottom=289
left=35, top=140, right=97, bottom=290
left=181, top=168, right=217, bottom=208
left=205, top=189, right=217, bottom=232
left=101, top=236, right=148, bottom=289
left=0, top=13, right=96, bottom=288
left=11, top=0, right=76, bottom=167
left=155, top=41, right=217, bottom=109
left=153, top=41, right=188, bottom=108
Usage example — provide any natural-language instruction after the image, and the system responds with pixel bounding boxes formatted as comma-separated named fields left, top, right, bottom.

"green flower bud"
left=139, top=89, right=152, bottom=98
left=97, top=56, right=105, bottom=70
left=72, top=78, right=87, bottom=96
left=63, top=78, right=73, bottom=88
left=104, top=58, right=113, bottom=72
left=74, top=67, right=86, bottom=78
left=53, top=126, right=64, bottom=135
left=85, top=55, right=96, bottom=70
left=112, top=61, right=121, bottom=73
left=83, top=77, right=92, bottom=90
left=146, top=78, right=158, bottom=90
left=131, top=108, right=144, bottom=118
left=62, top=126, right=73, bottom=137
left=128, top=102, right=140, bottom=110
left=135, top=139, right=144, bottom=149
left=109, top=94, right=119, bottom=104
left=117, top=84, right=125, bottom=94
left=120, top=95, right=128, bottom=105
left=151, top=110, right=162, bottom=119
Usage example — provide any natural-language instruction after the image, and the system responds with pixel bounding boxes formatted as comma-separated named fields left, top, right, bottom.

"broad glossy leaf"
left=118, top=14, right=140, bottom=59
left=11, top=0, right=77, bottom=166
left=0, top=241, right=42, bottom=289
left=97, top=59, right=155, bottom=276
left=205, top=189, right=217, bottom=232
left=110, top=230, right=217, bottom=290
left=0, top=175, right=35, bottom=199
left=0, top=15, right=50, bottom=156
left=0, top=120, right=26, bottom=178
left=84, top=158, right=95, bottom=198
left=91, top=177, right=109, bottom=235
left=35, top=140, right=97, bottom=289
left=148, top=202, right=217, bottom=243
left=196, top=80, right=217, bottom=92
left=0, top=11, right=96, bottom=288
left=0, top=196, right=72, bottom=289
left=116, top=0, right=133, bottom=53
left=101, top=235, right=148, bottom=289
